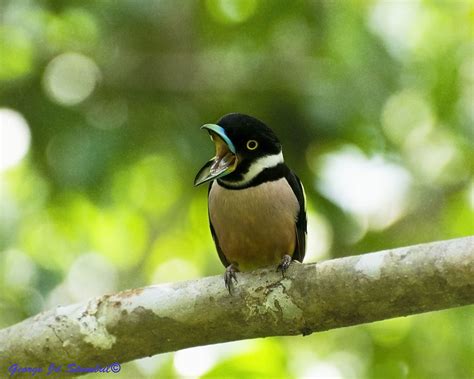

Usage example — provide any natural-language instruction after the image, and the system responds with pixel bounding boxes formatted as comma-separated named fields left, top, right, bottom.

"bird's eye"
left=246, top=140, right=258, bottom=150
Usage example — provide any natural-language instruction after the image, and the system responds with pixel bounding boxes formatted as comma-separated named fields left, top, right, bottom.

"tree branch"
left=1, top=237, right=473, bottom=376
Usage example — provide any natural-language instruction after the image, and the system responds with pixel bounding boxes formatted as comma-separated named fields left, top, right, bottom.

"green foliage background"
left=0, top=1, right=472, bottom=378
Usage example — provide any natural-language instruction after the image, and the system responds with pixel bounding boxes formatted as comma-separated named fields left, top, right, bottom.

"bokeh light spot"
left=0, top=108, right=31, bottom=172
left=368, top=317, right=413, bottom=347
left=403, top=127, right=467, bottom=185
left=152, top=258, right=200, bottom=284
left=46, top=8, right=99, bottom=51
left=316, top=146, right=412, bottom=230
left=46, top=130, right=95, bottom=186
left=86, top=99, right=128, bottom=130
left=43, top=52, right=100, bottom=106
left=381, top=89, right=434, bottom=146
left=174, top=346, right=219, bottom=377
left=305, top=210, right=333, bottom=263
left=3, top=249, right=37, bottom=289
left=112, top=155, right=181, bottom=216
left=206, top=0, right=258, bottom=24
left=134, top=355, right=170, bottom=377
left=301, top=362, right=344, bottom=379
left=369, top=0, right=420, bottom=59
left=66, top=253, right=117, bottom=302
left=91, top=208, right=148, bottom=269
left=0, top=26, right=33, bottom=80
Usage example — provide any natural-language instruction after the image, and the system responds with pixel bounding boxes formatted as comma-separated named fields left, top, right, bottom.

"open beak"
left=194, top=124, right=238, bottom=186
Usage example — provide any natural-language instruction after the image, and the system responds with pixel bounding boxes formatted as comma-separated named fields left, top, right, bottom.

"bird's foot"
left=224, top=264, right=239, bottom=294
left=277, top=254, right=292, bottom=277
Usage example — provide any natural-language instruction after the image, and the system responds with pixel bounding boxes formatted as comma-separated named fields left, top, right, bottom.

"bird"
left=194, top=113, right=307, bottom=293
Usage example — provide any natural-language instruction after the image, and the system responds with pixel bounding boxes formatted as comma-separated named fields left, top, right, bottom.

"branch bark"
left=1, top=237, right=473, bottom=376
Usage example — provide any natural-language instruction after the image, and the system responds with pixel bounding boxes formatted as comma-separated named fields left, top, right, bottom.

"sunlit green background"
left=1, top=0, right=473, bottom=378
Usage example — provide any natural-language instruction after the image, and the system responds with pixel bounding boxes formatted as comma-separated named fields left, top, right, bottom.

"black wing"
left=208, top=181, right=230, bottom=267
left=285, top=170, right=307, bottom=263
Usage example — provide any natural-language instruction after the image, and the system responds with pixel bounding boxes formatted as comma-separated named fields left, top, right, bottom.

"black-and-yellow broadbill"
left=194, top=113, right=307, bottom=293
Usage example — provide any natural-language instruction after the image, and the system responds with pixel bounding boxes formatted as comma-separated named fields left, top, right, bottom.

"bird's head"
left=194, top=113, right=283, bottom=187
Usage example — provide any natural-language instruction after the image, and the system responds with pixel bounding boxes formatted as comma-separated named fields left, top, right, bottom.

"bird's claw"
left=277, top=254, right=292, bottom=277
left=224, top=264, right=239, bottom=294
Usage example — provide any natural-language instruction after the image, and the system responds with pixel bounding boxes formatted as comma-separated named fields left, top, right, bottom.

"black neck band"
left=217, top=163, right=289, bottom=190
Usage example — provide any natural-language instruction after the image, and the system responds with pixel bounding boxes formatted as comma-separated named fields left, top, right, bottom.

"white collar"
left=219, top=151, right=284, bottom=187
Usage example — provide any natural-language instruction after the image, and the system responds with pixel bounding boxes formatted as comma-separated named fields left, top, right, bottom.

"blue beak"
left=200, top=124, right=236, bottom=154
left=194, top=124, right=237, bottom=186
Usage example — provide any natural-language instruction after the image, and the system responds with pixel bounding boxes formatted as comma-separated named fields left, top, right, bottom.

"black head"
left=194, top=113, right=283, bottom=186
left=216, top=113, right=281, bottom=158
